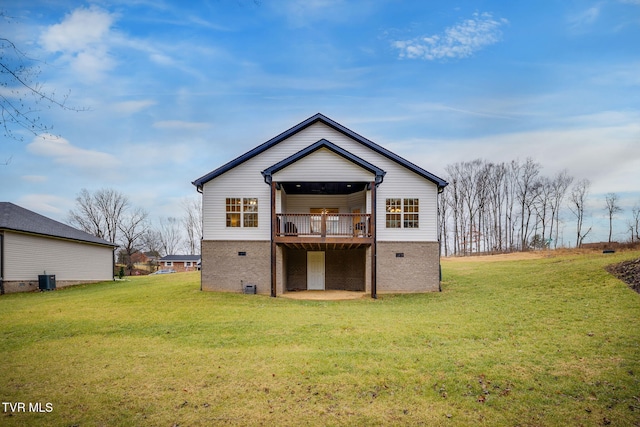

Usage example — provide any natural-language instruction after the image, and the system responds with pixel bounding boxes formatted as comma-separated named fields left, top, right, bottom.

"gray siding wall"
left=3, top=231, right=113, bottom=282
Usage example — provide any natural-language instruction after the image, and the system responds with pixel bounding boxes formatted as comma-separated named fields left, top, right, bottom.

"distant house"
left=0, top=202, right=116, bottom=294
left=192, top=113, right=448, bottom=297
left=159, top=255, right=201, bottom=272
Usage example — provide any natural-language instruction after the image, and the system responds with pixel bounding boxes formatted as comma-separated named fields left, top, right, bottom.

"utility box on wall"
left=38, top=275, right=56, bottom=291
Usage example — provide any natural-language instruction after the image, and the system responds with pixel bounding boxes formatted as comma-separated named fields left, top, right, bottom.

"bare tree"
left=1, top=15, right=85, bottom=142
left=604, top=192, right=622, bottom=243
left=159, top=217, right=183, bottom=256
left=140, top=229, right=163, bottom=256
left=533, top=176, right=552, bottom=248
left=118, top=207, right=149, bottom=274
left=549, top=170, right=573, bottom=248
left=568, top=179, right=592, bottom=248
left=516, top=158, right=541, bottom=251
left=68, top=189, right=106, bottom=239
left=182, top=197, right=202, bottom=255
left=631, top=203, right=640, bottom=243
left=68, top=188, right=129, bottom=244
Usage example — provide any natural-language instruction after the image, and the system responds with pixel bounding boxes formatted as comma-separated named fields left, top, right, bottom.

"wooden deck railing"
left=275, top=213, right=371, bottom=238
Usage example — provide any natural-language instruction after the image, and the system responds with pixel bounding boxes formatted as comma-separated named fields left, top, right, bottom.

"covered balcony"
left=271, top=181, right=375, bottom=250
left=275, top=212, right=372, bottom=249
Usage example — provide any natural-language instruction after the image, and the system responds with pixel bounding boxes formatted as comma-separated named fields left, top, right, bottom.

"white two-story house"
left=192, top=113, right=447, bottom=298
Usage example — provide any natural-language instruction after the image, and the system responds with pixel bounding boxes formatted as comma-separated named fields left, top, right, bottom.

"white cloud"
left=568, top=5, right=601, bottom=30
left=21, top=175, right=48, bottom=183
left=153, top=120, right=211, bottom=131
left=27, top=134, right=118, bottom=169
left=392, top=12, right=508, bottom=60
left=39, top=6, right=117, bottom=81
left=112, top=100, right=157, bottom=114
left=16, top=194, right=72, bottom=217
left=404, top=120, right=640, bottom=195
left=279, top=0, right=346, bottom=25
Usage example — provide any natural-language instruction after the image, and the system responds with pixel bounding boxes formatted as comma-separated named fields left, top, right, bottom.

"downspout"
left=437, top=185, right=442, bottom=292
left=369, top=173, right=385, bottom=299
left=270, top=179, right=277, bottom=297
left=197, top=184, right=203, bottom=291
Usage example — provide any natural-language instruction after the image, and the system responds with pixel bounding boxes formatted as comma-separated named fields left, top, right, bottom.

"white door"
left=307, top=251, right=325, bottom=290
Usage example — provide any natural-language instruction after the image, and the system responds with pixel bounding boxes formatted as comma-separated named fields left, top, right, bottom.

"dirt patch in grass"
left=606, top=257, right=640, bottom=294
left=443, top=248, right=636, bottom=263
left=443, top=251, right=547, bottom=263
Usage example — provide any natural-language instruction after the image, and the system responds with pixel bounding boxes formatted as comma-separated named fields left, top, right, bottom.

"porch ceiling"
left=277, top=240, right=371, bottom=251
left=280, top=181, right=367, bottom=195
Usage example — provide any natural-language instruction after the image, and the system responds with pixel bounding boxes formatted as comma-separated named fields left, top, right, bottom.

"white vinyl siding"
left=201, top=121, right=439, bottom=242
left=3, top=231, right=113, bottom=281
left=272, top=148, right=374, bottom=182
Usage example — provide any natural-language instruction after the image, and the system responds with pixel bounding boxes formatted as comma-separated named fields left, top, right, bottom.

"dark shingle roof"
left=0, top=202, right=116, bottom=247
left=160, top=255, right=201, bottom=262
left=192, top=113, right=448, bottom=191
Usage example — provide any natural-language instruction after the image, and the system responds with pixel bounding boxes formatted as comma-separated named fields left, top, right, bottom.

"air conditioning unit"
left=38, top=275, right=56, bottom=291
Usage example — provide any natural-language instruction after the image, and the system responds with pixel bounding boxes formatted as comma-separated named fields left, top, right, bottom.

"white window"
left=164, top=261, right=173, bottom=267
left=226, top=197, right=258, bottom=227
left=385, top=198, right=419, bottom=229
left=185, top=261, right=192, bottom=267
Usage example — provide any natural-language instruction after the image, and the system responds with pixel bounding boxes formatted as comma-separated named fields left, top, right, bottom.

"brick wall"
left=161, top=261, right=198, bottom=273
left=376, top=241, right=440, bottom=293
left=201, top=240, right=271, bottom=294
left=200, top=240, right=440, bottom=295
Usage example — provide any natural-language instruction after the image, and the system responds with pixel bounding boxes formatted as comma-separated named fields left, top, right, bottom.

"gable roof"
left=192, top=113, right=448, bottom=191
left=261, top=138, right=386, bottom=185
left=160, top=255, right=201, bottom=262
left=0, top=202, right=116, bottom=247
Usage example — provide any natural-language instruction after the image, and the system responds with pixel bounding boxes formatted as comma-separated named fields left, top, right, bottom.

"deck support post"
left=271, top=180, right=277, bottom=297
left=370, top=181, right=377, bottom=299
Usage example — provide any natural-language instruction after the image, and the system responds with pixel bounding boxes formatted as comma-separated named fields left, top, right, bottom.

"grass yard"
left=1, top=250, right=639, bottom=426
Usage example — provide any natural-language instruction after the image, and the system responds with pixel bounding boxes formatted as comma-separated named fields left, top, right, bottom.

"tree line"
left=438, top=158, right=639, bottom=256
left=67, top=188, right=202, bottom=273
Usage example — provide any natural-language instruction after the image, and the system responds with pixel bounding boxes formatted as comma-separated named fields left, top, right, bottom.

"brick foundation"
left=1, top=280, right=108, bottom=294
left=200, top=240, right=441, bottom=295
left=376, top=241, right=440, bottom=293
left=201, top=240, right=272, bottom=295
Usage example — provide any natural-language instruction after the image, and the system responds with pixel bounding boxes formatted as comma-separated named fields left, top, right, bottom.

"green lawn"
left=1, top=251, right=639, bottom=426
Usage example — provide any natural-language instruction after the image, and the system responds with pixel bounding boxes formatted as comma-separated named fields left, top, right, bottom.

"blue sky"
left=1, top=0, right=639, bottom=245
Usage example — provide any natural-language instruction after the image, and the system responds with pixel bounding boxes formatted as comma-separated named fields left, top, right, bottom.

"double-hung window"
left=226, top=198, right=258, bottom=228
left=385, top=198, right=419, bottom=229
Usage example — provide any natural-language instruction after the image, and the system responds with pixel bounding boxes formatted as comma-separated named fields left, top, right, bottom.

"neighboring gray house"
left=192, top=113, right=448, bottom=298
left=0, top=202, right=116, bottom=294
